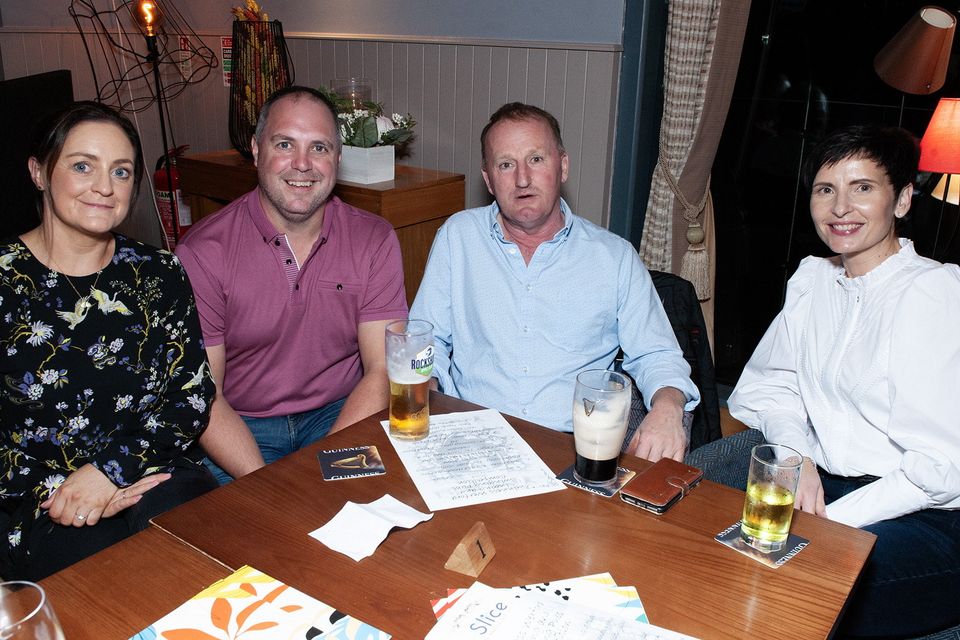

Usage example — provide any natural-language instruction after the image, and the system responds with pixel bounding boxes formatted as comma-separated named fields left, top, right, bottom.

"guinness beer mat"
left=555, top=465, right=636, bottom=498
left=318, top=445, right=387, bottom=481
left=714, top=522, right=810, bottom=568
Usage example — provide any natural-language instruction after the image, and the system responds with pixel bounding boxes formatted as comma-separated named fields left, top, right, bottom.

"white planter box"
left=339, top=145, right=395, bottom=184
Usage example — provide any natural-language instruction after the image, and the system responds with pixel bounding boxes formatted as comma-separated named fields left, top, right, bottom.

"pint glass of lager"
left=385, top=320, right=434, bottom=440
left=572, top=369, right=632, bottom=487
left=740, top=444, right=802, bottom=552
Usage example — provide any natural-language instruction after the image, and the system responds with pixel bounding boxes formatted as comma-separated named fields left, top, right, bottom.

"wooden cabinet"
left=177, top=150, right=465, bottom=305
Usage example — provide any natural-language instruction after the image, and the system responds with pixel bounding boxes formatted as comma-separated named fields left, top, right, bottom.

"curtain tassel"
left=679, top=222, right=710, bottom=300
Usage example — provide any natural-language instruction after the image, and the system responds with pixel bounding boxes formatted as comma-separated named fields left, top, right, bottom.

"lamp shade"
left=920, top=98, right=960, bottom=173
left=875, top=6, right=956, bottom=95
left=932, top=174, right=960, bottom=204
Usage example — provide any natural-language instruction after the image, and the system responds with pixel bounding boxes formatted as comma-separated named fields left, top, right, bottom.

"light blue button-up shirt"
left=410, top=199, right=699, bottom=432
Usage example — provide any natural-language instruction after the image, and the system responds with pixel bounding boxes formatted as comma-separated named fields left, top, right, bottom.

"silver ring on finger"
left=74, top=512, right=86, bottom=521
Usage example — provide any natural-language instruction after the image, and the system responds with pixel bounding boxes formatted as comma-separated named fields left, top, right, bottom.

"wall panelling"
left=1, top=28, right=621, bottom=247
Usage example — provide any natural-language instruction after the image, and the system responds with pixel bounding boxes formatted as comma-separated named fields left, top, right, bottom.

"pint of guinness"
left=571, top=370, right=632, bottom=486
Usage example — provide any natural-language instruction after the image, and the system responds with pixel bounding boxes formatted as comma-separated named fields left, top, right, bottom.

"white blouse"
left=728, top=239, right=960, bottom=528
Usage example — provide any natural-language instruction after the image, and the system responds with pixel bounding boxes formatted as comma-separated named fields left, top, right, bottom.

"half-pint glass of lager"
left=386, top=320, right=434, bottom=440
left=572, top=369, right=632, bottom=487
left=740, top=444, right=802, bottom=552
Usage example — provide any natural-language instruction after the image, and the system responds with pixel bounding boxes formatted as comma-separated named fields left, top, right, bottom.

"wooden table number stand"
left=444, top=521, right=496, bottom=577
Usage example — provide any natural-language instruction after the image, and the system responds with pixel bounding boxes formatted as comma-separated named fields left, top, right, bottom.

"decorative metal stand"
left=229, top=20, right=293, bottom=158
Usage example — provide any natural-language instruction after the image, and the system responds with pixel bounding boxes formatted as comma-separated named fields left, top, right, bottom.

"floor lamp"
left=70, top=0, right=217, bottom=249
left=919, top=98, right=960, bottom=259
left=70, top=0, right=217, bottom=113
left=874, top=6, right=955, bottom=125
left=132, top=0, right=179, bottom=247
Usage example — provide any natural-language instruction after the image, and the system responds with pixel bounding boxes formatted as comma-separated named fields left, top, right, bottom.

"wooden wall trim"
left=0, top=26, right=623, bottom=53
left=284, top=32, right=623, bottom=53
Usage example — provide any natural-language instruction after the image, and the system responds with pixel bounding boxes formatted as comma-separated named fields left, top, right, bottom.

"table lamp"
left=919, top=98, right=960, bottom=256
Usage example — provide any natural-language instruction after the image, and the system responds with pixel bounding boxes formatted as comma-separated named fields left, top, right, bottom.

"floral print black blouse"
left=0, top=234, right=214, bottom=563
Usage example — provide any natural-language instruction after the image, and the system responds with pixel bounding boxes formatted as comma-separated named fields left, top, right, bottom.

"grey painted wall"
left=0, top=1, right=626, bottom=246
left=283, top=39, right=620, bottom=225
left=1, top=0, right=626, bottom=45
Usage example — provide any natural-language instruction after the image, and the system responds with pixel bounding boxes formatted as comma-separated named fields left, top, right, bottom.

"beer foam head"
left=573, top=392, right=630, bottom=423
left=389, top=368, right=430, bottom=384
left=573, top=400, right=628, bottom=459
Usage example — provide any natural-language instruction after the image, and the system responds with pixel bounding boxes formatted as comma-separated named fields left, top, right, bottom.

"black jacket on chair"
left=649, top=270, right=722, bottom=452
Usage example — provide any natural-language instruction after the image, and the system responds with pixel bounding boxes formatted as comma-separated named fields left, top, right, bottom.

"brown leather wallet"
left=620, top=458, right=703, bottom=515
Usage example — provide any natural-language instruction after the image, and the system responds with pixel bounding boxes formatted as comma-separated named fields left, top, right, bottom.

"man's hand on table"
left=625, top=387, right=688, bottom=462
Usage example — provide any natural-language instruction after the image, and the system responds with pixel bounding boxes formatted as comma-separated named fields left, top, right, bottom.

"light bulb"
left=135, top=0, right=163, bottom=37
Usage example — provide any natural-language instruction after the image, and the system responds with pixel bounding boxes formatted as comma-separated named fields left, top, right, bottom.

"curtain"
left=639, top=0, right=751, bottom=339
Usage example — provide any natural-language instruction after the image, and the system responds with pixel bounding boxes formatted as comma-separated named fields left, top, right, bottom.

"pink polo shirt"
left=176, top=189, right=407, bottom=417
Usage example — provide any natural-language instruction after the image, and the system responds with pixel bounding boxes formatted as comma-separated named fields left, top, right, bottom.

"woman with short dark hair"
left=729, top=124, right=960, bottom=638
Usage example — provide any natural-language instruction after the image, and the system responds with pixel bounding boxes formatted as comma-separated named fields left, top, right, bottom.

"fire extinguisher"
left=154, top=145, right=192, bottom=250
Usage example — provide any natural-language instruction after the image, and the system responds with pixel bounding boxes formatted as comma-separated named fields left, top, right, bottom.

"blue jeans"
left=820, top=472, right=960, bottom=638
left=205, top=397, right=346, bottom=485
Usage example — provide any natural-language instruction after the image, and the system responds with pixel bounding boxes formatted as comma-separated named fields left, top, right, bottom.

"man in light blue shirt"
left=411, top=103, right=699, bottom=462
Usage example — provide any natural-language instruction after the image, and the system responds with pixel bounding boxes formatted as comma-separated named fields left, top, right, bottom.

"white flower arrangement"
left=320, top=86, right=416, bottom=149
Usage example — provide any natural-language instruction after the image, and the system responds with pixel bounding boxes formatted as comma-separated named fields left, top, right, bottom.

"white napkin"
left=309, top=493, right=433, bottom=561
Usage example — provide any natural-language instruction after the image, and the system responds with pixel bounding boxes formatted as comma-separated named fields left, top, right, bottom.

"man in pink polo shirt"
left=176, top=86, right=407, bottom=484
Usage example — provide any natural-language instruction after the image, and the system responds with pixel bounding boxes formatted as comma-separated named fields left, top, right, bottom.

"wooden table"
left=178, top=150, right=465, bottom=305
left=40, top=527, right=231, bottom=639
left=150, top=393, right=875, bottom=640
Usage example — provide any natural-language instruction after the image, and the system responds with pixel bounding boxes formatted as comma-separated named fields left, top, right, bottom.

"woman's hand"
left=102, top=473, right=171, bottom=518
left=39, top=465, right=171, bottom=527
left=40, top=464, right=117, bottom=527
left=794, top=457, right=827, bottom=517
